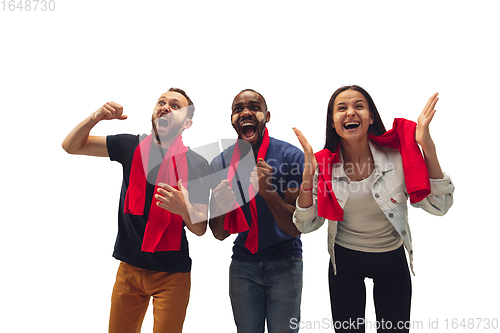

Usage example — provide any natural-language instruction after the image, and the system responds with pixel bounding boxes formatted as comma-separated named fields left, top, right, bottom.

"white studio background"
left=1, top=1, right=498, bottom=332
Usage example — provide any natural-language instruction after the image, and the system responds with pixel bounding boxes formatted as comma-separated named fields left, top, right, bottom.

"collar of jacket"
left=331, top=140, right=395, bottom=182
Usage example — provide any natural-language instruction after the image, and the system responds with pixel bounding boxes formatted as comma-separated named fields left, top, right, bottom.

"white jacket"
left=293, top=141, right=455, bottom=275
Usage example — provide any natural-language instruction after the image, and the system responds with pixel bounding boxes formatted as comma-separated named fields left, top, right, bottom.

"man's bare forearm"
left=62, top=114, right=103, bottom=155
left=261, top=190, right=301, bottom=238
left=209, top=200, right=230, bottom=240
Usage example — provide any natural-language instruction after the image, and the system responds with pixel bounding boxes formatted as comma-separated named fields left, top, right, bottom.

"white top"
left=335, top=171, right=403, bottom=252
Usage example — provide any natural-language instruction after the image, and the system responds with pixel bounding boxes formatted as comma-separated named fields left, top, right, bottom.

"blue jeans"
left=229, top=258, right=303, bottom=333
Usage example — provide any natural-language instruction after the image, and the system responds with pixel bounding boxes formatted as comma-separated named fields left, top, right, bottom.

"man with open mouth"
left=209, top=89, right=305, bottom=333
left=62, top=88, right=210, bottom=333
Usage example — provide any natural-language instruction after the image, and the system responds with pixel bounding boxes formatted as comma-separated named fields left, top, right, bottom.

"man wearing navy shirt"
left=209, top=89, right=304, bottom=333
left=62, top=88, right=209, bottom=333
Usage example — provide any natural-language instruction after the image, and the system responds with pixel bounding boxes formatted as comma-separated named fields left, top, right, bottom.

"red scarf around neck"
left=223, top=127, right=270, bottom=254
left=124, top=134, right=188, bottom=252
left=314, top=118, right=430, bottom=221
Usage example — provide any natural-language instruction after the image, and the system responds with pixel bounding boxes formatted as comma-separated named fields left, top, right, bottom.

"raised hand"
left=416, top=93, right=438, bottom=147
left=292, top=127, right=316, bottom=189
left=94, top=102, right=128, bottom=121
left=415, top=93, right=444, bottom=179
left=62, top=102, right=127, bottom=156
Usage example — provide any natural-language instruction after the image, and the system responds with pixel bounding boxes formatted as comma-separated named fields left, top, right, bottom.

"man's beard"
left=151, top=119, right=181, bottom=145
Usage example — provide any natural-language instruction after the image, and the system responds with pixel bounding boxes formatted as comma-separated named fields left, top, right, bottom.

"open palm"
left=416, top=93, right=439, bottom=146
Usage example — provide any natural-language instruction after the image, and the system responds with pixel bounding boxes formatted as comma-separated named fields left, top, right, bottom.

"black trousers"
left=328, top=244, right=412, bottom=332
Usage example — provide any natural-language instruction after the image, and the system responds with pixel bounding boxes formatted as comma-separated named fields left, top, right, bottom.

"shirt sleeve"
left=411, top=173, right=455, bottom=216
left=292, top=166, right=326, bottom=233
left=106, top=134, right=141, bottom=164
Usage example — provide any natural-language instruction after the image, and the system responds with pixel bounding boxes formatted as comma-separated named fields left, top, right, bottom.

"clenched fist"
left=212, top=179, right=237, bottom=215
left=250, top=158, right=275, bottom=197
left=93, top=102, right=128, bottom=121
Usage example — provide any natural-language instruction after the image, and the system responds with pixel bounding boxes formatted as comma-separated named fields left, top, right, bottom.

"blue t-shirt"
left=107, top=134, right=210, bottom=272
left=209, top=136, right=304, bottom=262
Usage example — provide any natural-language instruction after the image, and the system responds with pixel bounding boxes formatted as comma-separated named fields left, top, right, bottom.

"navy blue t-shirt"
left=209, top=136, right=304, bottom=262
left=107, top=134, right=210, bottom=272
